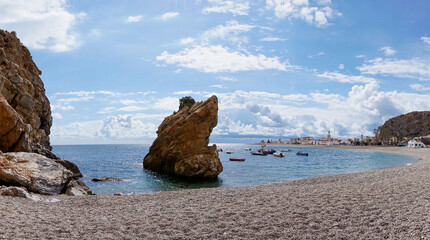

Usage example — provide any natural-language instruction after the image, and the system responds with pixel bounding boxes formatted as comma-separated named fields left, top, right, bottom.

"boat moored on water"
left=296, top=151, right=308, bottom=156
left=226, top=151, right=234, bottom=154
left=280, top=149, right=291, bottom=152
left=258, top=144, right=275, bottom=154
left=251, top=150, right=267, bottom=156
left=263, top=148, right=276, bottom=154
left=273, top=151, right=285, bottom=157
left=229, top=158, right=245, bottom=161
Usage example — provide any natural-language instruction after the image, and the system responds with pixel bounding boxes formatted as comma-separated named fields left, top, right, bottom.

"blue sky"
left=1, top=0, right=429, bottom=144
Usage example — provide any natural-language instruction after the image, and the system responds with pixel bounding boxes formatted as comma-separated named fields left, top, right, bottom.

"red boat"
left=229, top=158, right=245, bottom=162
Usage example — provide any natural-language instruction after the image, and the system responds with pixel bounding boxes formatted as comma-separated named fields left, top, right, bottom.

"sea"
left=52, top=144, right=417, bottom=195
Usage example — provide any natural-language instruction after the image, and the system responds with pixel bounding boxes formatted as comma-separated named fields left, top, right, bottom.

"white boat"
left=226, top=151, right=234, bottom=154
left=407, top=140, right=426, bottom=148
left=273, top=151, right=285, bottom=157
left=280, top=149, right=291, bottom=152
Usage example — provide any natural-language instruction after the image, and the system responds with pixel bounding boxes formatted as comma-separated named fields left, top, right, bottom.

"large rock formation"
left=144, top=96, right=223, bottom=179
left=377, top=111, right=430, bottom=142
left=0, top=29, right=91, bottom=196
left=0, top=30, right=53, bottom=156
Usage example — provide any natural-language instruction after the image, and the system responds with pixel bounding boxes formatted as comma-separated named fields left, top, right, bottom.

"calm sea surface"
left=52, top=144, right=417, bottom=195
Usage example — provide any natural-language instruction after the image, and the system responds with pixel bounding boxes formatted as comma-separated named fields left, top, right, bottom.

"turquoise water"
left=52, top=144, right=417, bottom=195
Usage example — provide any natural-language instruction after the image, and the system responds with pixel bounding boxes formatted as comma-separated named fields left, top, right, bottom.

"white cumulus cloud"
left=202, top=20, right=254, bottom=44
left=317, top=71, right=376, bottom=84
left=358, top=58, right=430, bottom=81
left=266, top=0, right=341, bottom=27
left=180, top=37, right=195, bottom=45
left=260, top=37, right=287, bottom=42
left=202, top=0, right=250, bottom=16
left=126, top=15, right=143, bottom=23
left=159, top=11, right=179, bottom=21
left=421, top=36, right=430, bottom=45
left=410, top=83, right=430, bottom=91
left=212, top=82, right=430, bottom=138
left=156, top=45, right=292, bottom=73
left=379, top=46, right=396, bottom=56
left=422, top=36, right=430, bottom=50
left=0, top=0, right=86, bottom=52
left=153, top=97, right=179, bottom=111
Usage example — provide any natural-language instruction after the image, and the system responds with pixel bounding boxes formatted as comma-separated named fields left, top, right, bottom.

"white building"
left=407, top=140, right=426, bottom=148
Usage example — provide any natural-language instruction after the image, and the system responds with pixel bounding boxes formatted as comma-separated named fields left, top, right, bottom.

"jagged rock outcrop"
left=0, top=30, right=53, bottom=156
left=143, top=96, right=223, bottom=179
left=377, top=111, right=430, bottom=141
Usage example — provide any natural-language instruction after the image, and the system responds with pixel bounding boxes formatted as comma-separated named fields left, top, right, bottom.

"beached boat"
left=229, top=158, right=245, bottom=162
left=296, top=151, right=308, bottom=156
left=273, top=151, right=285, bottom=157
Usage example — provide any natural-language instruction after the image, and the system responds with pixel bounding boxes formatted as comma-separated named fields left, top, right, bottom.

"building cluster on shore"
left=262, top=131, right=429, bottom=148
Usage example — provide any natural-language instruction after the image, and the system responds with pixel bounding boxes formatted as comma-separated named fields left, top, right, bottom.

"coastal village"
left=262, top=131, right=429, bottom=148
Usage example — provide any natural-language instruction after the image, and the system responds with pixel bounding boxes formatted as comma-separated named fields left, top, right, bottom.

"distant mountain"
left=377, top=111, right=430, bottom=142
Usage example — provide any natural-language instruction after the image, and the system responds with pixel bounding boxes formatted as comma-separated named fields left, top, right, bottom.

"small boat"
left=280, top=149, right=291, bottom=152
left=229, top=158, right=245, bottom=161
left=263, top=148, right=276, bottom=154
left=251, top=151, right=267, bottom=156
left=226, top=151, right=234, bottom=154
left=244, top=148, right=252, bottom=151
left=217, top=148, right=223, bottom=152
left=296, top=151, right=308, bottom=156
left=273, top=151, right=285, bottom=157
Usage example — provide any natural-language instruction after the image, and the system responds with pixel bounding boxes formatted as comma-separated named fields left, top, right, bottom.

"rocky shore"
left=0, top=147, right=428, bottom=239
left=0, top=29, right=90, bottom=197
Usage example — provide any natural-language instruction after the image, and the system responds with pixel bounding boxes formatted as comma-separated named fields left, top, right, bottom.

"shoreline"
left=1, top=147, right=429, bottom=238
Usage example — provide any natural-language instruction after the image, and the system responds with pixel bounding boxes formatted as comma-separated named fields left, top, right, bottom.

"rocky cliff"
left=0, top=30, right=53, bottom=157
left=0, top=30, right=90, bottom=196
left=377, top=111, right=430, bottom=140
left=143, top=96, right=223, bottom=179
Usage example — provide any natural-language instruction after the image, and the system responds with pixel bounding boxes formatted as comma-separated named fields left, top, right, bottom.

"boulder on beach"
left=0, top=152, right=74, bottom=195
left=65, top=179, right=93, bottom=196
left=143, top=95, right=223, bottom=179
left=0, top=185, right=32, bottom=198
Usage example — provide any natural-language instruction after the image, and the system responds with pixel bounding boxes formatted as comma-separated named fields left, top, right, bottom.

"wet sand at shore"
left=0, top=147, right=429, bottom=239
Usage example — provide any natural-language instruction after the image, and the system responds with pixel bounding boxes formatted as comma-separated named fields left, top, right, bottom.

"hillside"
left=377, top=111, right=430, bottom=142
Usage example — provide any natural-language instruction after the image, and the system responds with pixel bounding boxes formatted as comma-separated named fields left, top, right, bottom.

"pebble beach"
left=0, top=146, right=429, bottom=239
